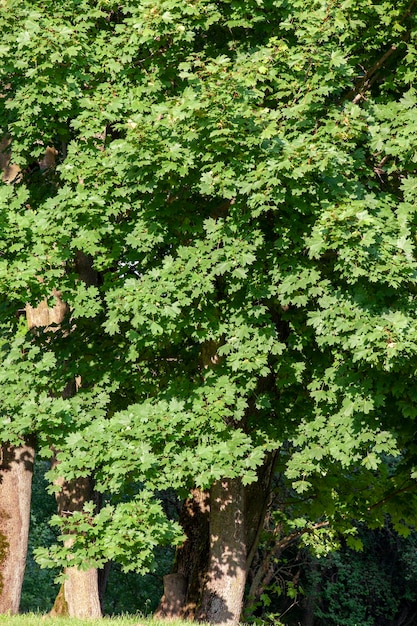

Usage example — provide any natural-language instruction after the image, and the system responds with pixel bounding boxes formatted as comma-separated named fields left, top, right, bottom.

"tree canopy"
left=1, top=0, right=417, bottom=583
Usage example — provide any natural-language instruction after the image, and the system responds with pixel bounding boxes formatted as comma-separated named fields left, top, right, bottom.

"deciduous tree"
left=2, top=0, right=417, bottom=623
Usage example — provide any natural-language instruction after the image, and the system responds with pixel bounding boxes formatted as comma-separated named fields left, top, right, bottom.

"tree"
left=2, top=0, right=417, bottom=623
left=0, top=442, right=34, bottom=614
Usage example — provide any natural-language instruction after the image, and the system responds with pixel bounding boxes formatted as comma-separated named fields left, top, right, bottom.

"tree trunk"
left=156, top=488, right=210, bottom=619
left=0, top=441, right=34, bottom=614
left=171, top=342, right=275, bottom=624
left=158, top=455, right=276, bottom=624
left=63, top=566, right=102, bottom=618
left=26, top=286, right=102, bottom=619
left=156, top=573, right=188, bottom=619
left=51, top=470, right=102, bottom=618
left=245, top=451, right=278, bottom=571
left=198, top=478, right=247, bottom=626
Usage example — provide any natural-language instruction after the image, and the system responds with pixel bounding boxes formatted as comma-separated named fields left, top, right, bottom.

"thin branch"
left=342, top=0, right=416, bottom=104
left=245, top=449, right=280, bottom=570
left=275, top=520, right=330, bottom=552
left=247, top=520, right=330, bottom=601
left=346, top=44, right=398, bottom=104
left=367, top=482, right=415, bottom=511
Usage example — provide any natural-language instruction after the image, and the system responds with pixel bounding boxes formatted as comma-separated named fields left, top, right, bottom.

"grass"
left=0, top=616, right=200, bottom=626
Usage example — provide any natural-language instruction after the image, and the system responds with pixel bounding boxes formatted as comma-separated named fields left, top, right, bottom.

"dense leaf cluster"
left=1, top=0, right=417, bottom=572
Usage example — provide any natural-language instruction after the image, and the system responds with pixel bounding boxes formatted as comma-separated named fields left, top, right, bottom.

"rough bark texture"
left=0, top=442, right=34, bottom=614
left=156, top=488, right=210, bottom=619
left=25, top=290, right=68, bottom=330
left=49, top=566, right=103, bottom=619
left=198, top=478, right=247, bottom=626
left=156, top=573, right=188, bottom=619
left=63, top=566, right=102, bottom=618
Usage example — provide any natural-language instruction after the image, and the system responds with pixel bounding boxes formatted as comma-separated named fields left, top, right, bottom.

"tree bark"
left=0, top=441, right=34, bottom=614
left=156, top=573, right=188, bottom=619
left=198, top=478, right=247, bottom=626
left=63, top=566, right=102, bottom=618
left=50, top=453, right=102, bottom=618
left=156, top=488, right=210, bottom=620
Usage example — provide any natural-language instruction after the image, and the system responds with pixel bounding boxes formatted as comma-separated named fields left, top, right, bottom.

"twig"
left=347, top=44, right=398, bottom=104
left=367, top=482, right=414, bottom=511
left=342, top=0, right=416, bottom=104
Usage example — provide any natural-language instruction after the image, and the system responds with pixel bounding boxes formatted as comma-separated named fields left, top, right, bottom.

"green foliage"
left=246, top=513, right=417, bottom=626
left=0, top=617, right=201, bottom=626
left=1, top=0, right=417, bottom=576
left=35, top=492, right=182, bottom=574
left=312, top=525, right=417, bottom=626
left=22, top=461, right=173, bottom=615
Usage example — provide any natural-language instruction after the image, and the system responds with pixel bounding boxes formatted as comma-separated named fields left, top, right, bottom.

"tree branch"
left=345, top=44, right=398, bottom=104
left=342, top=0, right=416, bottom=104
left=367, top=482, right=415, bottom=512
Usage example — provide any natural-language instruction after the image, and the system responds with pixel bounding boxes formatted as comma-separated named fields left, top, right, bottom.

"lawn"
left=0, top=616, right=197, bottom=626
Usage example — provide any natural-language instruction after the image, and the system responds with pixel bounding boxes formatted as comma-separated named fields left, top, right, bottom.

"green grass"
left=0, top=616, right=199, bottom=626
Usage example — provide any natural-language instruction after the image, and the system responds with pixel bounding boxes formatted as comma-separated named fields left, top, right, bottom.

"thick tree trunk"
left=198, top=478, right=247, bottom=626
left=51, top=471, right=102, bottom=618
left=0, top=441, right=34, bottom=614
left=158, top=454, right=276, bottom=624
left=63, top=566, right=102, bottom=618
left=166, top=341, right=276, bottom=624
left=156, top=488, right=210, bottom=619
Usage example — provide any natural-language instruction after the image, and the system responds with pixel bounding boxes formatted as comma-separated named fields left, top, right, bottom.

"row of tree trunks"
left=1, top=141, right=273, bottom=620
